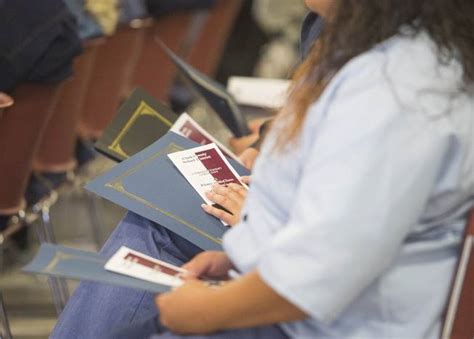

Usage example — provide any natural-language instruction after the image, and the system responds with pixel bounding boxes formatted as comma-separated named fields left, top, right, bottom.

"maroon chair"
left=185, top=0, right=244, bottom=77
left=442, top=208, right=474, bottom=339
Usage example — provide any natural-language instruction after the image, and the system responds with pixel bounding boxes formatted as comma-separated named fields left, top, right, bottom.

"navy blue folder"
left=23, top=244, right=170, bottom=293
left=158, top=40, right=251, bottom=138
left=87, top=132, right=250, bottom=251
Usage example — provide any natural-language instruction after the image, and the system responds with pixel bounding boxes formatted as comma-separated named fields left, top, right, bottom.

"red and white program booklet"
left=167, top=144, right=247, bottom=224
left=105, top=246, right=187, bottom=287
left=170, top=113, right=241, bottom=164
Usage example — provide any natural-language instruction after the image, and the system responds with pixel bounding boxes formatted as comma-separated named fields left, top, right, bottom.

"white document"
left=227, top=76, right=290, bottom=109
left=170, top=113, right=241, bottom=163
left=168, top=143, right=247, bottom=212
left=105, top=246, right=186, bottom=287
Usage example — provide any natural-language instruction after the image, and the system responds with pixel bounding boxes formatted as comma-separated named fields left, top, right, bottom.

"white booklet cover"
left=167, top=144, right=247, bottom=225
left=105, top=246, right=187, bottom=288
left=227, top=76, right=290, bottom=109
left=170, top=113, right=241, bottom=164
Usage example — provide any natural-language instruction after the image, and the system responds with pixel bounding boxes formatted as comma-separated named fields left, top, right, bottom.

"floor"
left=0, top=156, right=125, bottom=339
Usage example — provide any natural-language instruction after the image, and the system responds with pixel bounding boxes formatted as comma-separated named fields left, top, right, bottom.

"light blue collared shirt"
left=224, top=30, right=474, bottom=338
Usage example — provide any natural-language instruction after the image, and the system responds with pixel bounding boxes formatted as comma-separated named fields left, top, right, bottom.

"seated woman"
left=54, top=0, right=474, bottom=338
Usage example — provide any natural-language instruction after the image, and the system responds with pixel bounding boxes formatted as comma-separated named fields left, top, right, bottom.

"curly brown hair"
left=276, top=0, right=474, bottom=149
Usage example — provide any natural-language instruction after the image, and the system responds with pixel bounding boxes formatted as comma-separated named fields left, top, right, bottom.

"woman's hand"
left=156, top=251, right=234, bottom=333
left=239, top=147, right=259, bottom=169
left=0, top=92, right=14, bottom=109
left=229, top=118, right=269, bottom=155
left=202, top=182, right=248, bottom=226
left=182, top=251, right=234, bottom=280
left=156, top=280, right=222, bottom=334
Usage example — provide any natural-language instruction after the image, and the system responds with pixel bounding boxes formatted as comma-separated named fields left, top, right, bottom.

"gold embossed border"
left=43, top=251, right=104, bottom=273
left=105, top=143, right=223, bottom=246
left=108, top=101, right=174, bottom=159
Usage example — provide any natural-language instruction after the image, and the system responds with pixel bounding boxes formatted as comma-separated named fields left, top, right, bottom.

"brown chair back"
left=442, top=208, right=474, bottom=339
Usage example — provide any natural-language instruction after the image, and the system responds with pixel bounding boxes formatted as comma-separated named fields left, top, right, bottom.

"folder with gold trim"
left=87, top=132, right=250, bottom=251
left=95, top=87, right=178, bottom=162
left=23, top=243, right=170, bottom=293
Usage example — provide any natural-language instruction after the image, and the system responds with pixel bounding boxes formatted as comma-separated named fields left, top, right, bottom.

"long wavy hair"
left=275, top=0, right=474, bottom=149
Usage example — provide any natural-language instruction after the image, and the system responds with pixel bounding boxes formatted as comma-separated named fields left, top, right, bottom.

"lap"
left=152, top=325, right=288, bottom=339
left=106, top=315, right=288, bottom=339
left=52, top=212, right=203, bottom=339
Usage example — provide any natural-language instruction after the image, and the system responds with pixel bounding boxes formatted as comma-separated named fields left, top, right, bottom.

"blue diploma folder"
left=86, top=132, right=250, bottom=251
left=23, top=243, right=170, bottom=293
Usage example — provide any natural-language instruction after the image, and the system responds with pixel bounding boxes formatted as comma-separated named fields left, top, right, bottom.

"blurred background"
left=0, top=0, right=309, bottom=338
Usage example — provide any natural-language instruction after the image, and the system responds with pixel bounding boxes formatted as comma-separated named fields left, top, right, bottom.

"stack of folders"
left=95, top=87, right=242, bottom=163
left=25, top=131, right=249, bottom=288
left=25, top=47, right=254, bottom=290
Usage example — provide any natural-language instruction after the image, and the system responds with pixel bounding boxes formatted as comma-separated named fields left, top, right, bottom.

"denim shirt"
left=224, top=30, right=474, bottom=338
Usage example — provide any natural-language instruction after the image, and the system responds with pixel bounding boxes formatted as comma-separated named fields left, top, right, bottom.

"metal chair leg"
left=0, top=292, right=12, bottom=339
left=88, top=195, right=105, bottom=249
left=33, top=195, right=70, bottom=315
left=41, top=205, right=70, bottom=314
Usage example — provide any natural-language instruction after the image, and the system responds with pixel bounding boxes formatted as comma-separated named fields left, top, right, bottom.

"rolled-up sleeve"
left=256, top=74, right=451, bottom=324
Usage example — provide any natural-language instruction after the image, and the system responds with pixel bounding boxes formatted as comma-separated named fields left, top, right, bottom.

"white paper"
left=105, top=246, right=186, bottom=287
left=170, top=113, right=241, bottom=163
left=168, top=143, right=247, bottom=208
left=227, top=76, right=290, bottom=109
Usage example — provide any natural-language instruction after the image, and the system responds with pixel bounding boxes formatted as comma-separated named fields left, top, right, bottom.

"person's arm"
left=156, top=270, right=306, bottom=335
left=230, top=118, right=273, bottom=169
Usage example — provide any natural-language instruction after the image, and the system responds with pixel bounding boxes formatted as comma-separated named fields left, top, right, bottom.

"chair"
left=185, top=0, right=244, bottom=77
left=0, top=292, right=12, bottom=339
left=442, top=208, right=474, bottom=339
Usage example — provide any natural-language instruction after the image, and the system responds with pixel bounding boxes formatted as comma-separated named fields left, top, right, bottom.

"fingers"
left=248, top=118, right=268, bottom=133
left=182, top=253, right=212, bottom=279
left=229, top=134, right=259, bottom=154
left=240, top=176, right=252, bottom=185
left=205, top=185, right=243, bottom=213
left=181, top=252, right=229, bottom=279
left=239, top=148, right=259, bottom=170
left=214, top=183, right=246, bottom=200
left=201, top=204, right=236, bottom=226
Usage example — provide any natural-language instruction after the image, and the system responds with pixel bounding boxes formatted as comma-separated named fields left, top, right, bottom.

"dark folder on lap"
left=95, top=87, right=179, bottom=162
left=87, top=132, right=250, bottom=251
left=158, top=40, right=251, bottom=138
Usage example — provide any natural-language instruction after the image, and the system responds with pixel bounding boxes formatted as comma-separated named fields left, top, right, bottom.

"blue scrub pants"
left=51, top=212, right=287, bottom=339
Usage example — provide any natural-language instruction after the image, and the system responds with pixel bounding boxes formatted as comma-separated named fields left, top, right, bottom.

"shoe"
left=25, top=172, right=65, bottom=207
left=75, top=138, right=97, bottom=169
left=0, top=209, right=26, bottom=247
left=24, top=172, right=66, bottom=227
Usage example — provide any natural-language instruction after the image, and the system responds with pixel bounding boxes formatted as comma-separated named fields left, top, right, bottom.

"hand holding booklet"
left=168, top=143, right=247, bottom=225
left=23, top=244, right=185, bottom=293
left=86, top=132, right=250, bottom=251
left=24, top=244, right=231, bottom=292
left=105, top=246, right=186, bottom=288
